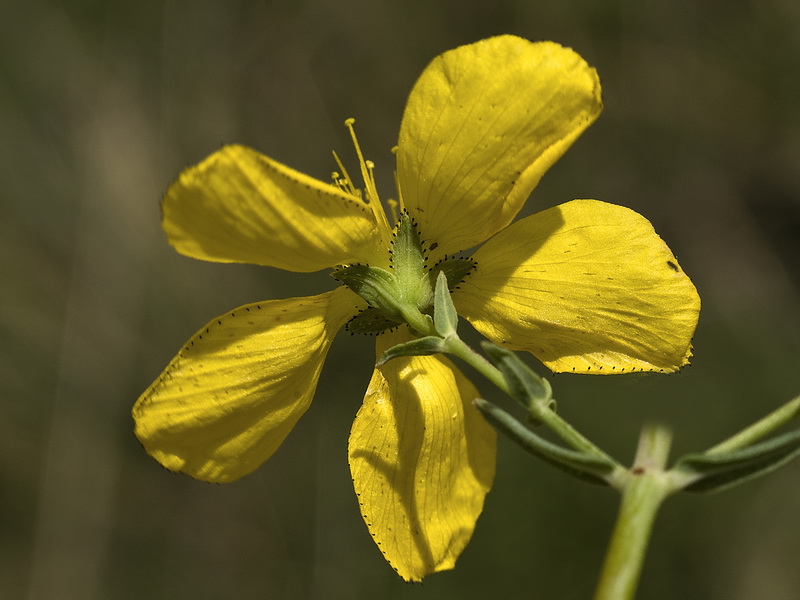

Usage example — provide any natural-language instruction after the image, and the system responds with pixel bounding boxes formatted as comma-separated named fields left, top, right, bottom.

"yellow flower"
left=133, top=36, right=700, bottom=581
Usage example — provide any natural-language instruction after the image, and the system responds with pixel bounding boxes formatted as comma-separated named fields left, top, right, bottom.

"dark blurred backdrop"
left=2, top=1, right=799, bottom=599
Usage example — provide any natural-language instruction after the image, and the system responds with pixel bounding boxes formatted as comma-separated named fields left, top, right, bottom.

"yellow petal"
left=455, top=200, right=701, bottom=373
left=348, top=327, right=496, bottom=581
left=397, top=36, right=601, bottom=258
left=162, top=145, right=387, bottom=272
left=133, top=286, right=362, bottom=482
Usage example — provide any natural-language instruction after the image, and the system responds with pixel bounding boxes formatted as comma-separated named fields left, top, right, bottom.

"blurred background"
left=2, top=1, right=799, bottom=598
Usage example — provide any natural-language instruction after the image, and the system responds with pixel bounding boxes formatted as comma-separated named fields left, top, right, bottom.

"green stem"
left=535, top=401, right=617, bottom=464
left=444, top=335, right=510, bottom=393
left=594, top=424, right=674, bottom=600
left=443, top=335, right=615, bottom=465
left=705, top=394, right=800, bottom=454
left=399, top=306, right=436, bottom=339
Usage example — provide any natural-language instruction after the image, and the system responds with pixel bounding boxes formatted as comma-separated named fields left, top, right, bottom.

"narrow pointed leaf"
left=674, top=428, right=800, bottom=493
left=474, top=399, right=617, bottom=486
left=481, top=342, right=553, bottom=411
left=704, top=395, right=800, bottom=454
left=376, top=335, right=447, bottom=366
left=433, top=271, right=458, bottom=337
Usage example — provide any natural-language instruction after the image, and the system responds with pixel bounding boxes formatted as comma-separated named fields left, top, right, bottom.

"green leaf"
left=474, top=398, right=617, bottom=486
left=481, top=341, right=553, bottom=413
left=433, top=271, right=458, bottom=337
left=376, top=335, right=447, bottom=366
left=673, top=428, right=800, bottom=493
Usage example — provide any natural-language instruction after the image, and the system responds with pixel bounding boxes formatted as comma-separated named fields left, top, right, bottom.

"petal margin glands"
left=348, top=328, right=496, bottom=581
left=133, top=286, right=362, bottom=483
left=397, top=36, right=601, bottom=259
left=455, top=200, right=701, bottom=373
left=162, top=145, right=387, bottom=272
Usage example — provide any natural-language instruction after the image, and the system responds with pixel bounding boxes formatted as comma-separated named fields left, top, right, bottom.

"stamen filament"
left=332, top=151, right=357, bottom=196
left=365, top=159, right=378, bottom=201
left=392, top=163, right=406, bottom=215
left=343, top=117, right=391, bottom=233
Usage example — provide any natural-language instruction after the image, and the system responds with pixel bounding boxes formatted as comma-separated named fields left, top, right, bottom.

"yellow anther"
left=387, top=198, right=399, bottom=223
left=365, top=160, right=377, bottom=196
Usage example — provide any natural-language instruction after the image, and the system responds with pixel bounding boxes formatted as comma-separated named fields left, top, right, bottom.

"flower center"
left=329, top=119, right=475, bottom=336
left=333, top=212, right=474, bottom=335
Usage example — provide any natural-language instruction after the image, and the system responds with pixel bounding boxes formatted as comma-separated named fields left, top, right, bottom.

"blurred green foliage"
left=2, top=1, right=799, bottom=598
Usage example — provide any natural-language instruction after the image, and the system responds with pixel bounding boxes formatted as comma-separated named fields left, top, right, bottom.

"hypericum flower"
left=133, top=36, right=700, bottom=581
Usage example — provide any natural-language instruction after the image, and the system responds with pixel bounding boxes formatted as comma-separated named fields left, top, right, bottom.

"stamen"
left=344, top=118, right=380, bottom=204
left=330, top=171, right=346, bottom=193
left=343, top=117, right=390, bottom=232
left=386, top=198, right=399, bottom=223
left=393, top=167, right=405, bottom=213
left=332, top=151, right=357, bottom=197
left=365, top=159, right=377, bottom=191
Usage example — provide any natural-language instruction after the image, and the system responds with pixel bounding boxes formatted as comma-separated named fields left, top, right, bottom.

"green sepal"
left=673, top=428, right=800, bottom=493
left=393, top=213, right=425, bottom=272
left=376, top=335, right=447, bottom=366
left=474, top=398, right=617, bottom=486
left=346, top=308, right=402, bottom=334
left=392, top=213, right=433, bottom=309
left=433, top=271, right=458, bottom=337
left=481, top=341, right=553, bottom=415
left=429, top=257, right=475, bottom=290
left=331, top=264, right=402, bottom=318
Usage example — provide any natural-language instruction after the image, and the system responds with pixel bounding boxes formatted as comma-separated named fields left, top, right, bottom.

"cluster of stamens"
left=330, top=119, right=379, bottom=204
left=329, top=118, right=476, bottom=336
